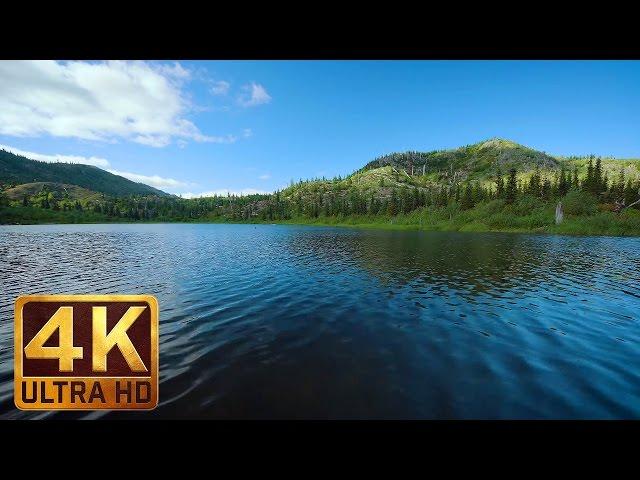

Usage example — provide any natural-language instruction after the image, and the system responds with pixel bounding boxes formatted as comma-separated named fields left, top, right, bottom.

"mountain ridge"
left=363, top=138, right=560, bottom=179
left=3, top=137, right=640, bottom=235
left=3, top=138, right=640, bottom=205
left=0, top=149, right=171, bottom=197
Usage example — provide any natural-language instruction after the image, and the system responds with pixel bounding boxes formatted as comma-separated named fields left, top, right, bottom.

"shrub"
left=599, top=203, right=616, bottom=212
left=511, top=194, right=540, bottom=216
left=561, top=189, right=598, bottom=216
left=475, top=199, right=506, bottom=216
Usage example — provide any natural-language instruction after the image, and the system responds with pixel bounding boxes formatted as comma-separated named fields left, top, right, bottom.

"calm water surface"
left=1, top=224, right=639, bottom=419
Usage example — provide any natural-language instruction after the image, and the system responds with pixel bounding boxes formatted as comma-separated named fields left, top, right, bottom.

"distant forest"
left=2, top=157, right=638, bottom=223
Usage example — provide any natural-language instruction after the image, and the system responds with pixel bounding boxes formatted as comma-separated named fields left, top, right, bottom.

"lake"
left=1, top=224, right=639, bottom=419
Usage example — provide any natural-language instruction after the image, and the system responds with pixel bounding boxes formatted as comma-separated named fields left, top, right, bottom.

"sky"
left=1, top=60, right=639, bottom=197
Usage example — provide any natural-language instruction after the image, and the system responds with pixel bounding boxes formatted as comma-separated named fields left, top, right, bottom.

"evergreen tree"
left=614, top=169, right=625, bottom=199
left=388, top=190, right=398, bottom=216
left=558, top=167, right=569, bottom=197
left=624, top=180, right=638, bottom=207
left=461, top=183, right=474, bottom=210
left=505, top=168, right=518, bottom=203
left=495, top=168, right=504, bottom=199
left=584, top=157, right=594, bottom=193
left=529, top=168, right=542, bottom=197
left=594, top=157, right=603, bottom=194
left=541, top=178, right=552, bottom=200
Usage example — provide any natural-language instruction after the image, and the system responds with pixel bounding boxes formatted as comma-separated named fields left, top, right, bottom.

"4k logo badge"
left=14, top=295, right=158, bottom=410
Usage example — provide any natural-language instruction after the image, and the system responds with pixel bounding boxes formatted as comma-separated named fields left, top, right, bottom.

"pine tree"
left=495, top=168, right=505, bottom=199
left=585, top=157, right=594, bottom=193
left=529, top=168, right=542, bottom=197
left=624, top=180, right=638, bottom=207
left=436, top=186, right=448, bottom=207
left=412, top=188, right=420, bottom=212
left=542, top=178, right=552, bottom=200
left=505, top=168, right=518, bottom=203
left=615, top=169, right=625, bottom=199
left=594, top=157, right=603, bottom=194
left=558, top=167, right=569, bottom=197
left=388, top=190, right=398, bottom=216
left=461, top=183, right=474, bottom=210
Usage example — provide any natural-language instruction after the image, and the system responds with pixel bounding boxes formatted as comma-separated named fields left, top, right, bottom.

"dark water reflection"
left=1, top=224, right=639, bottom=419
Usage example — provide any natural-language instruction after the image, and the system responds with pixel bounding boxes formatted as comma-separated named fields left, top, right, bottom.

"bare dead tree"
left=619, top=188, right=640, bottom=213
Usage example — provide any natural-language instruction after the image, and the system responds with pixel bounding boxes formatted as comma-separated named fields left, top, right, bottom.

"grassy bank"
left=281, top=198, right=640, bottom=236
left=282, top=213, right=640, bottom=236
left=4, top=200, right=640, bottom=236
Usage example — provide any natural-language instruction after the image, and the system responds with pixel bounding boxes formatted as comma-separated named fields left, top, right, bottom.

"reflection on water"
left=1, top=224, right=639, bottom=419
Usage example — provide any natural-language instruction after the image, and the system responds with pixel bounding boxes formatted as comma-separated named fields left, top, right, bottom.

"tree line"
left=2, top=157, right=639, bottom=222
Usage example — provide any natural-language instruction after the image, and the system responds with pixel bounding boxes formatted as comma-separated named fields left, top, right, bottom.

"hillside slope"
left=364, top=138, right=560, bottom=180
left=0, top=149, right=170, bottom=197
left=4, top=182, right=103, bottom=202
left=3, top=138, right=640, bottom=236
left=279, top=138, right=640, bottom=209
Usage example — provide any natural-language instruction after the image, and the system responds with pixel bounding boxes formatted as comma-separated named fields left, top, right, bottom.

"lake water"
left=1, top=224, right=639, bottom=419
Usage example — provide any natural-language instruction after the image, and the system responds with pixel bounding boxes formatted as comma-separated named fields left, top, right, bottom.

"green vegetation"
left=2, top=138, right=640, bottom=236
left=363, top=138, right=560, bottom=181
left=4, top=182, right=104, bottom=203
left=0, top=206, right=113, bottom=224
left=0, top=149, right=169, bottom=197
left=273, top=195, right=640, bottom=237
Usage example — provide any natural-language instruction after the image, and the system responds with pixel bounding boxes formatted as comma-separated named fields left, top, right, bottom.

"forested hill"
left=0, top=149, right=170, bottom=197
left=363, top=138, right=560, bottom=180
left=3, top=138, right=640, bottom=236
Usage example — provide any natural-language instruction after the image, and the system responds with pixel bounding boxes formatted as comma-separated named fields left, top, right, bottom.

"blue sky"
left=1, top=60, right=639, bottom=196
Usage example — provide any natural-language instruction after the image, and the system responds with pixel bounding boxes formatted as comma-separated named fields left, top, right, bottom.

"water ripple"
left=1, top=224, right=639, bottom=419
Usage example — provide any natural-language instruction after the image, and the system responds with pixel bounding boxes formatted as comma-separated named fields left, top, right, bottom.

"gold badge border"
left=14, top=294, right=159, bottom=411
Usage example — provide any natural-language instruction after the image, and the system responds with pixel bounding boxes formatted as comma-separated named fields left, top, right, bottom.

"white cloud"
left=243, top=128, right=253, bottom=138
left=258, top=174, right=271, bottom=180
left=211, top=80, right=230, bottom=95
left=197, top=133, right=237, bottom=144
left=0, top=60, right=233, bottom=148
left=180, top=188, right=269, bottom=198
left=238, top=83, right=272, bottom=107
left=107, top=169, right=190, bottom=189
left=0, top=143, right=110, bottom=168
left=156, top=62, right=191, bottom=80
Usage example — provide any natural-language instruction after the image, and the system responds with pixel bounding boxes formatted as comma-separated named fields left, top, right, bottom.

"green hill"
left=0, top=149, right=170, bottom=197
left=363, top=138, right=560, bottom=180
left=3, top=138, right=640, bottom=236
left=360, top=138, right=640, bottom=185
left=281, top=138, right=640, bottom=203
left=280, top=139, right=567, bottom=204
left=4, top=182, right=103, bottom=202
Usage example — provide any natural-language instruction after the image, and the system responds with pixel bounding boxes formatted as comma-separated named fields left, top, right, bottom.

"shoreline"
left=3, top=217, right=640, bottom=238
